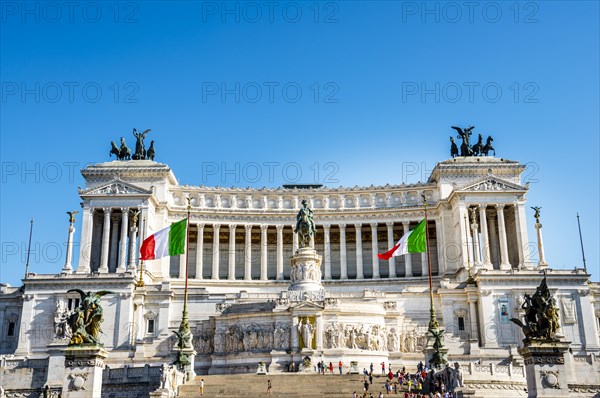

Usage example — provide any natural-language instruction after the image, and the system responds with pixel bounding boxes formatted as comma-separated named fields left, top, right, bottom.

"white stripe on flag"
left=392, top=230, right=413, bottom=257
left=153, top=227, right=170, bottom=259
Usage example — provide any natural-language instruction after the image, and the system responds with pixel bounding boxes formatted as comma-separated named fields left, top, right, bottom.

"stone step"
left=178, top=374, right=401, bottom=398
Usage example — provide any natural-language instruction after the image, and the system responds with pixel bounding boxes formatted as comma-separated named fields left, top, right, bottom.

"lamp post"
left=422, top=195, right=446, bottom=370
left=174, top=196, right=195, bottom=380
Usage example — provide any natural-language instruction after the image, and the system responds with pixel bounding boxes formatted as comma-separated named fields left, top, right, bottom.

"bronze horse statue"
left=471, top=134, right=484, bottom=156
left=449, top=137, right=458, bottom=158
left=119, top=137, right=131, bottom=160
left=482, top=136, right=495, bottom=156
left=109, top=141, right=120, bottom=159
left=295, top=211, right=312, bottom=248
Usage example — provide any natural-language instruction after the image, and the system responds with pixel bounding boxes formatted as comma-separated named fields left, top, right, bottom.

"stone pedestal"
left=63, top=345, right=108, bottom=398
left=46, top=342, right=68, bottom=388
left=289, top=247, right=323, bottom=293
left=518, top=340, right=571, bottom=398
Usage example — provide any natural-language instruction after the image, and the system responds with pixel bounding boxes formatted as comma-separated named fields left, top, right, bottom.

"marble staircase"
left=178, top=373, right=391, bottom=397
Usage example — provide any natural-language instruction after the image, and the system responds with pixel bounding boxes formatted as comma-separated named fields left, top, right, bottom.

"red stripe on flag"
left=140, top=235, right=156, bottom=260
left=378, top=243, right=400, bottom=261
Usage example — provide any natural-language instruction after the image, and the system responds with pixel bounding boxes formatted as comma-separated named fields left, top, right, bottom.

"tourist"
left=381, top=362, right=386, bottom=375
left=329, top=362, right=334, bottom=374
left=364, top=378, right=370, bottom=392
left=364, top=368, right=369, bottom=376
left=339, top=360, right=343, bottom=374
left=388, top=370, right=394, bottom=380
left=267, top=379, right=272, bottom=395
left=317, top=361, right=322, bottom=374
left=370, top=363, right=374, bottom=374
left=369, top=372, right=373, bottom=385
left=379, top=392, right=384, bottom=398
left=352, top=391, right=358, bottom=398
left=199, top=378, right=204, bottom=396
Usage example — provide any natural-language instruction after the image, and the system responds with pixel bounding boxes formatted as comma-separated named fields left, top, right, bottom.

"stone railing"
left=0, top=356, right=48, bottom=369
left=460, top=362, right=526, bottom=380
left=170, top=186, right=437, bottom=212
left=102, top=364, right=185, bottom=397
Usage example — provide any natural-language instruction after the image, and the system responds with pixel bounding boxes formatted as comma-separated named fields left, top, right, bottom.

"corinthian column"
left=276, top=225, right=284, bottom=280
left=109, top=215, right=120, bottom=272
left=386, top=222, right=396, bottom=278
left=127, top=209, right=138, bottom=272
left=228, top=224, right=237, bottom=280
left=323, top=224, right=331, bottom=280
left=370, top=223, right=380, bottom=279
left=496, top=204, right=511, bottom=270
left=244, top=225, right=252, bottom=280
left=212, top=224, right=220, bottom=280
left=117, top=208, right=129, bottom=273
left=355, top=223, right=364, bottom=279
left=62, top=213, right=76, bottom=273
left=260, top=225, right=268, bottom=281
left=195, top=223, right=204, bottom=279
left=470, top=207, right=482, bottom=266
left=77, top=207, right=94, bottom=274
left=339, top=224, right=348, bottom=279
left=479, top=205, right=492, bottom=269
left=535, top=221, right=548, bottom=267
left=99, top=208, right=111, bottom=273
left=403, top=221, right=412, bottom=277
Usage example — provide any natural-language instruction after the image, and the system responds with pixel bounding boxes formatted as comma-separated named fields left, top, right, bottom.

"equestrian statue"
left=294, top=200, right=316, bottom=249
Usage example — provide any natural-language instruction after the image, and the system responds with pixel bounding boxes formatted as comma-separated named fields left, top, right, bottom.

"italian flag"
left=377, top=219, right=427, bottom=260
left=140, top=219, right=187, bottom=260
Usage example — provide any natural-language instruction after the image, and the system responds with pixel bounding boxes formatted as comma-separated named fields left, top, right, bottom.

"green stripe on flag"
left=169, top=218, right=187, bottom=256
left=407, top=219, right=427, bottom=253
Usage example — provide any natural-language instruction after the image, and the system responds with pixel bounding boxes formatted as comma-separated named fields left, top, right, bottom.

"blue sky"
left=1, top=1, right=598, bottom=285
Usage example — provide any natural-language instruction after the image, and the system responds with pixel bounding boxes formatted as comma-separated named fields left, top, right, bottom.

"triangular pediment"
left=459, top=175, right=527, bottom=192
left=79, top=179, right=152, bottom=196
left=290, top=301, right=325, bottom=311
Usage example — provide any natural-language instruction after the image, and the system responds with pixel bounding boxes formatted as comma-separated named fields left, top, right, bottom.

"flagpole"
left=174, top=197, right=194, bottom=376
left=422, top=195, right=438, bottom=330
left=137, top=216, right=146, bottom=287
left=182, top=197, right=191, bottom=325
left=576, top=213, right=587, bottom=275
left=24, top=218, right=34, bottom=278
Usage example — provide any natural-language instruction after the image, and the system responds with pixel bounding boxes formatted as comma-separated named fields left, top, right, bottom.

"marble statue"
left=298, top=318, right=314, bottom=349
left=53, top=301, right=71, bottom=340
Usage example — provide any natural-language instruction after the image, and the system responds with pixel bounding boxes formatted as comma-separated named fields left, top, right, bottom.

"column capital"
left=478, top=204, right=488, bottom=210
left=370, top=222, right=378, bottom=229
left=102, top=207, right=112, bottom=215
left=322, top=223, right=331, bottom=231
left=495, top=203, right=505, bottom=210
left=196, top=222, right=205, bottom=229
left=260, top=224, right=269, bottom=231
left=245, top=224, right=253, bottom=231
left=386, top=221, right=394, bottom=228
left=402, top=220, right=410, bottom=228
left=120, top=206, right=129, bottom=213
left=338, top=223, right=346, bottom=230
left=228, top=224, right=237, bottom=230
left=276, top=224, right=284, bottom=231
left=213, top=223, right=221, bottom=230
left=354, top=223, right=362, bottom=230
